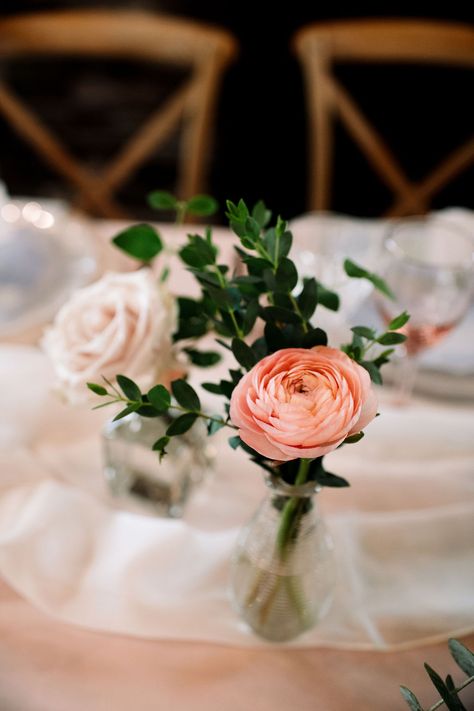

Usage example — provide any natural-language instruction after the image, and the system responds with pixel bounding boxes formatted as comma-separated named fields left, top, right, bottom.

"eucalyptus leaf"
left=377, top=332, right=407, bottom=345
left=152, top=436, right=170, bottom=452
left=116, top=375, right=141, bottom=401
left=262, top=306, right=301, bottom=324
left=361, top=361, right=383, bottom=385
left=184, top=349, right=221, bottom=367
left=389, top=311, right=410, bottom=330
left=186, top=194, right=218, bottom=216
left=171, top=379, right=201, bottom=412
left=147, top=190, right=177, bottom=210
left=112, top=224, right=162, bottom=262
left=275, top=258, right=298, bottom=292
left=147, top=384, right=171, bottom=412
left=202, top=382, right=223, bottom=395
left=112, top=404, right=139, bottom=422
left=252, top=200, right=272, bottom=228
left=424, top=664, right=458, bottom=710
left=301, top=328, right=328, bottom=348
left=449, top=639, right=474, bottom=677
left=399, top=686, right=423, bottom=711
left=166, top=413, right=198, bottom=436
left=344, top=259, right=395, bottom=299
left=317, top=284, right=340, bottom=311
left=232, top=338, right=257, bottom=370
left=207, top=418, right=225, bottom=435
left=297, top=278, right=318, bottom=319
left=351, top=326, right=376, bottom=340
left=228, top=435, right=242, bottom=450
left=87, top=382, right=107, bottom=396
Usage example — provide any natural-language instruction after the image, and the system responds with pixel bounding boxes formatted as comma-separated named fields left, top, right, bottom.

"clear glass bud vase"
left=230, top=475, right=336, bottom=642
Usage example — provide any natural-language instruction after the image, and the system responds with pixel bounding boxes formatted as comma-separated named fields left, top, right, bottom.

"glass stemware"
left=375, top=216, right=474, bottom=404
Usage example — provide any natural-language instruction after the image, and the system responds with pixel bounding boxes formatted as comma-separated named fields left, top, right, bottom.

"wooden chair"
left=0, top=10, right=237, bottom=218
left=293, top=19, right=474, bottom=216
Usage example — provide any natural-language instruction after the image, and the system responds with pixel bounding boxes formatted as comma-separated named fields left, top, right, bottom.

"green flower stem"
left=250, top=459, right=313, bottom=627
left=93, top=392, right=237, bottom=430
left=213, top=262, right=244, bottom=339
left=276, top=458, right=311, bottom=556
left=288, top=293, right=309, bottom=334
left=171, top=404, right=237, bottom=430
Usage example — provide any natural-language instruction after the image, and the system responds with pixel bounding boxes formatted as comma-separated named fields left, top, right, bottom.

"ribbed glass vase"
left=230, top=474, right=336, bottom=642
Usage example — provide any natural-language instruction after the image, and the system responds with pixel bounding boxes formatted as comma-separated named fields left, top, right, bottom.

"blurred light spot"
left=1, top=203, right=21, bottom=223
left=22, top=201, right=42, bottom=222
left=34, top=211, right=55, bottom=229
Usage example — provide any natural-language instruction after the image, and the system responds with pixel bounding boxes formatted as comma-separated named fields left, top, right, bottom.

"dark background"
left=0, top=1, right=473, bottom=221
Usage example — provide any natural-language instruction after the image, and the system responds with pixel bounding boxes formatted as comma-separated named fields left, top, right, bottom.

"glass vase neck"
left=265, top=473, right=321, bottom=499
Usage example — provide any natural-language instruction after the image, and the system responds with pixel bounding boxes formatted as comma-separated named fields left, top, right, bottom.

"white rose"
left=42, top=269, right=177, bottom=404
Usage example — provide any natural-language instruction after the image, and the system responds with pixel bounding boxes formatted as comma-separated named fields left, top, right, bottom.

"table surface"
left=1, top=217, right=473, bottom=711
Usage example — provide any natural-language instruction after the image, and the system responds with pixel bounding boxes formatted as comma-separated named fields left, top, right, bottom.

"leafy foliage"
left=95, top=193, right=407, bottom=486
left=401, top=639, right=474, bottom=711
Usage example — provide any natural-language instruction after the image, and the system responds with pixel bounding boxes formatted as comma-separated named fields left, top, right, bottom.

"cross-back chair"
left=293, top=19, right=474, bottom=215
left=0, top=10, right=237, bottom=218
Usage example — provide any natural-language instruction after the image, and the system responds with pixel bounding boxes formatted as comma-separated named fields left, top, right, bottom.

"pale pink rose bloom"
left=230, top=346, right=377, bottom=462
left=42, top=269, right=177, bottom=404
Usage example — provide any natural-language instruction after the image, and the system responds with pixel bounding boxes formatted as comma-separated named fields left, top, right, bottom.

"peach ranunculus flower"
left=229, top=346, right=377, bottom=462
left=42, top=269, right=177, bottom=404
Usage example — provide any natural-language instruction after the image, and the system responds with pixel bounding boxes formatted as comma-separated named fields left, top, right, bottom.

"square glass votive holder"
left=102, top=413, right=214, bottom=517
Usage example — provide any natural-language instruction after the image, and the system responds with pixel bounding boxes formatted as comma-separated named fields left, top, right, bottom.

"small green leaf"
left=389, top=311, right=410, bottom=330
left=317, top=284, right=340, bottom=311
left=242, top=299, right=259, bottom=336
left=232, top=338, right=257, bottom=371
left=147, top=384, right=171, bottom=412
left=87, top=382, right=107, bottom=396
left=171, top=379, right=201, bottom=411
left=112, top=224, right=162, bottom=262
left=399, top=686, right=423, bottom=711
left=244, top=216, right=261, bottom=241
left=208, top=418, right=225, bottom=435
left=314, top=470, right=350, bottom=487
left=301, top=328, right=328, bottom=348
left=252, top=200, right=272, bottom=228
left=298, top=278, right=318, bottom=319
left=344, top=259, right=395, bottom=299
left=116, top=375, right=141, bottom=401
left=351, top=326, right=376, bottom=340
left=449, top=639, right=474, bottom=677
left=262, top=306, right=301, bottom=324
left=274, top=258, right=298, bottom=292
left=112, top=404, right=139, bottom=421
left=152, top=436, right=170, bottom=452
left=166, top=413, right=198, bottom=436
left=184, top=349, right=221, bottom=367
left=202, top=382, right=223, bottom=395
left=377, top=332, right=407, bottom=345
left=186, top=194, right=218, bottom=216
left=424, top=664, right=457, bottom=710
left=228, top=435, right=242, bottom=450
left=147, top=190, right=178, bottom=210
left=343, top=432, right=365, bottom=445
left=361, top=361, right=383, bottom=385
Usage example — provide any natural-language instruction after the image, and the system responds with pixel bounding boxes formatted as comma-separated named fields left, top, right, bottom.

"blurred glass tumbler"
left=376, top=216, right=474, bottom=403
left=103, top=414, right=214, bottom=517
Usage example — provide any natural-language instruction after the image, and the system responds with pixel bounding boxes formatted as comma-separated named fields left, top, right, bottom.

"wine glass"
left=375, top=216, right=474, bottom=404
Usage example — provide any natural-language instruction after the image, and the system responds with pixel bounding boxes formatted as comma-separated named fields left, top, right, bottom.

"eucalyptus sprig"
left=401, top=638, right=474, bottom=711
left=92, top=191, right=408, bottom=485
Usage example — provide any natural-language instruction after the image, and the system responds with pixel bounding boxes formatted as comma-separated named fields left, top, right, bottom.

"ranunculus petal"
left=230, top=346, right=377, bottom=462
